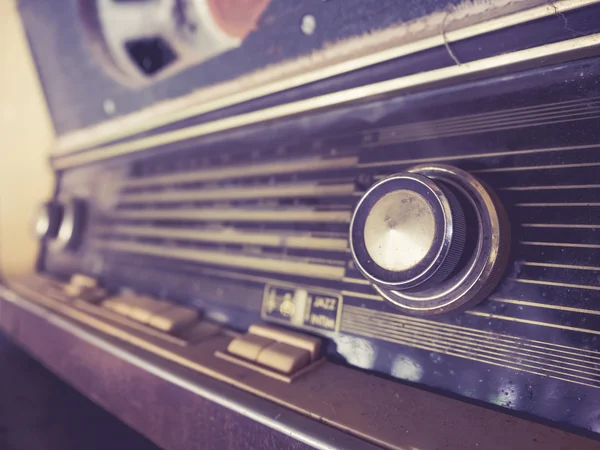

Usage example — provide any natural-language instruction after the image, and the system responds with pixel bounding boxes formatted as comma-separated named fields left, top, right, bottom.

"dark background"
left=0, top=334, right=158, bottom=450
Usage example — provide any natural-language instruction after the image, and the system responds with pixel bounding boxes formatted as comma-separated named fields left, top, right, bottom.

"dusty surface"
left=0, top=333, right=158, bottom=450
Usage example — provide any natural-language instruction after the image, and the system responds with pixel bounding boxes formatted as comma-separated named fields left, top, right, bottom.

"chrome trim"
left=109, top=208, right=352, bottom=223
left=34, top=204, right=52, bottom=238
left=119, top=182, right=355, bottom=204
left=54, top=0, right=598, bottom=157
left=94, top=240, right=346, bottom=280
left=122, top=156, right=358, bottom=188
left=95, top=225, right=349, bottom=251
left=51, top=200, right=77, bottom=251
left=374, top=164, right=511, bottom=314
left=53, top=32, right=600, bottom=169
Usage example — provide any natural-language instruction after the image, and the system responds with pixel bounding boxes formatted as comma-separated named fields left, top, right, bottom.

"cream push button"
left=226, top=325, right=321, bottom=375
left=102, top=297, right=134, bottom=316
left=350, top=164, right=510, bottom=315
left=63, top=274, right=107, bottom=302
left=255, top=342, right=311, bottom=374
left=147, top=305, right=198, bottom=332
left=227, top=334, right=275, bottom=361
left=101, top=293, right=199, bottom=332
left=122, top=294, right=170, bottom=323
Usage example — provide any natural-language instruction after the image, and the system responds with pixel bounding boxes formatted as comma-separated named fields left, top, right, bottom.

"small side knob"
left=35, top=201, right=64, bottom=239
left=54, top=198, right=88, bottom=251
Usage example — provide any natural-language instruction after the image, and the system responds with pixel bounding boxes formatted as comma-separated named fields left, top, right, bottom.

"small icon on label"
left=279, top=292, right=296, bottom=318
left=262, top=285, right=341, bottom=332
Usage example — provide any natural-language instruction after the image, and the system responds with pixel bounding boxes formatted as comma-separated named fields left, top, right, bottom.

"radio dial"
left=350, top=164, right=510, bottom=315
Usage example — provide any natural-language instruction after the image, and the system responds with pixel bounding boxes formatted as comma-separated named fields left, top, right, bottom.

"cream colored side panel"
left=0, top=1, right=54, bottom=277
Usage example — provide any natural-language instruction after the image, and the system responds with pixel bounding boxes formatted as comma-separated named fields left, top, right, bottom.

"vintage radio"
left=3, top=0, right=600, bottom=448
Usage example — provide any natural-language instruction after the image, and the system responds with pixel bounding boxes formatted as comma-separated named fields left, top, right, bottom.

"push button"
left=100, top=291, right=199, bottom=333
left=147, top=305, right=198, bottom=332
left=256, top=342, right=310, bottom=375
left=227, top=334, right=274, bottom=361
left=122, top=294, right=170, bottom=323
left=63, top=274, right=107, bottom=302
left=248, top=324, right=320, bottom=361
left=102, top=297, right=133, bottom=316
left=225, top=325, right=321, bottom=376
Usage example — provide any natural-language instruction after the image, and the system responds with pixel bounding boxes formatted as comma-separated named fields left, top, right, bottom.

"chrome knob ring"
left=350, top=164, right=510, bottom=315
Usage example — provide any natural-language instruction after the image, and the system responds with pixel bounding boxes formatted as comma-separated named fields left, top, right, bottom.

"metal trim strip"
left=122, top=156, right=358, bottom=188
left=119, top=182, right=356, bottom=204
left=109, top=208, right=352, bottom=223
left=54, top=0, right=598, bottom=157
left=96, top=240, right=346, bottom=280
left=53, top=32, right=600, bottom=169
left=94, top=225, right=349, bottom=251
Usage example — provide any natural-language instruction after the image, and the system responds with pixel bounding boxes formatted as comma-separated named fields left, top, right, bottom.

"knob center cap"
left=350, top=173, right=460, bottom=290
left=364, top=190, right=436, bottom=272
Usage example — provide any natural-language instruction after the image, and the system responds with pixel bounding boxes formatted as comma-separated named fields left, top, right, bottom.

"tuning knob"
left=35, top=201, right=64, bottom=239
left=47, top=198, right=88, bottom=251
left=350, top=164, right=510, bottom=315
